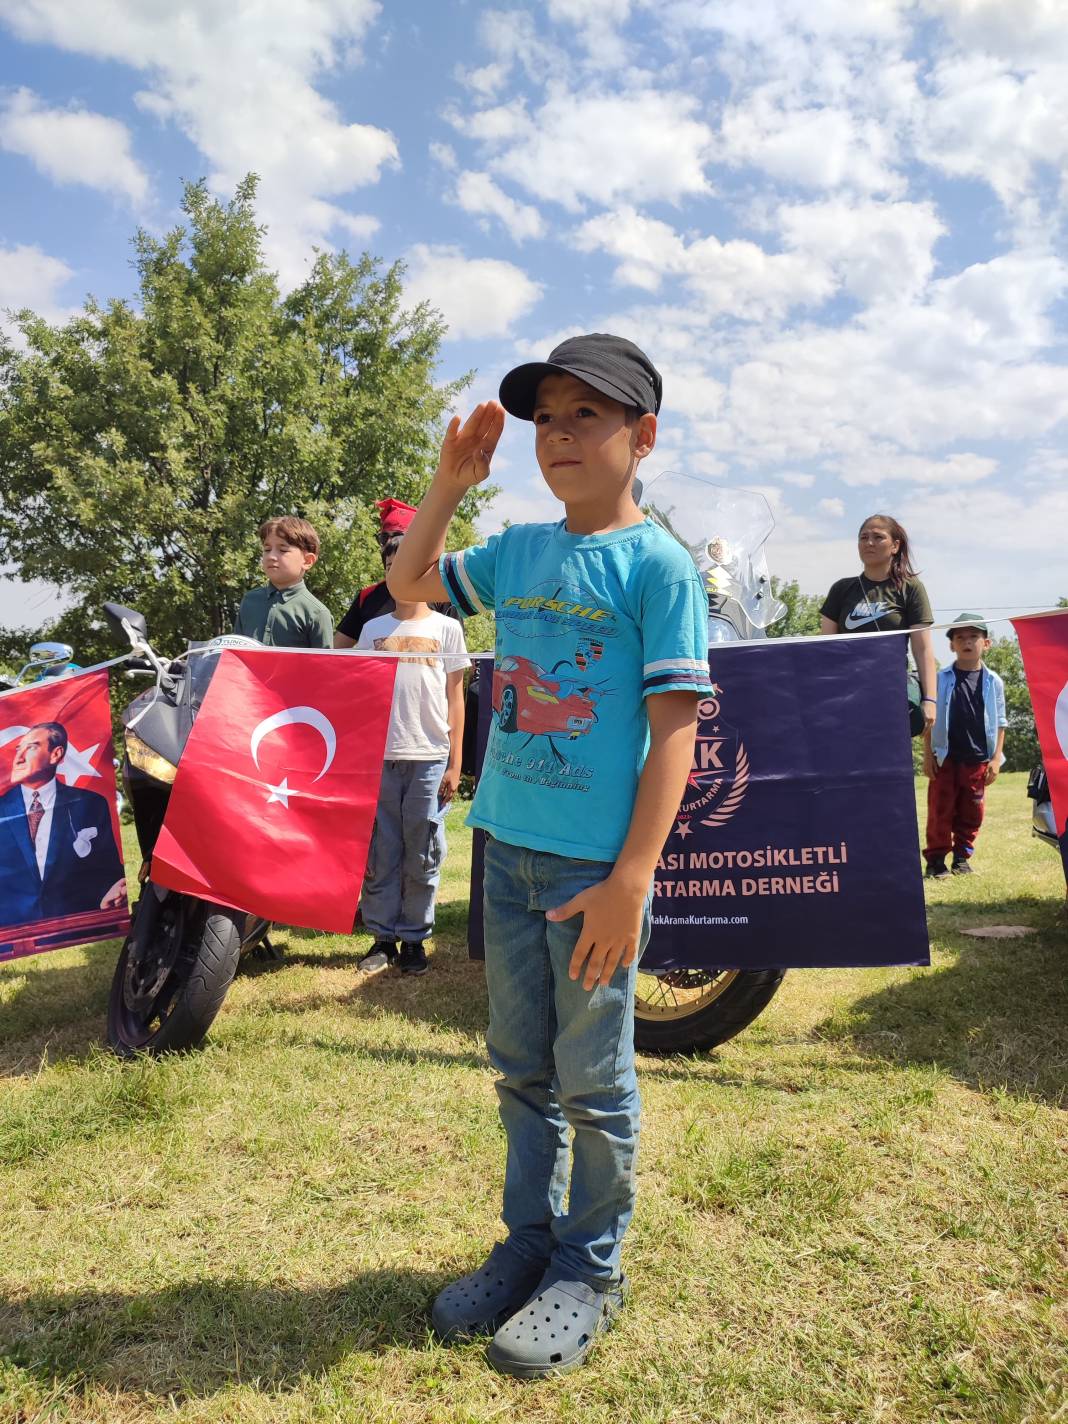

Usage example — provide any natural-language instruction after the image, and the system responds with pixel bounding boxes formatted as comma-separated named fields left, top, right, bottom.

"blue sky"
left=1, top=0, right=1066, bottom=639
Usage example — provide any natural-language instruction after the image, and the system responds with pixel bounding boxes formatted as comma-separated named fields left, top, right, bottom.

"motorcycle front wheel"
left=634, top=966, right=786, bottom=1054
left=107, top=892, right=242, bottom=1057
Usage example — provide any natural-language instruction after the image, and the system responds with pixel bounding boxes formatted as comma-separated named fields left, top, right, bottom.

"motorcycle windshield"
left=641, top=471, right=786, bottom=632
left=186, top=649, right=222, bottom=714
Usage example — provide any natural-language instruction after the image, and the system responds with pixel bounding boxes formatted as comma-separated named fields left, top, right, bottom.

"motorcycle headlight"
left=125, top=730, right=178, bottom=784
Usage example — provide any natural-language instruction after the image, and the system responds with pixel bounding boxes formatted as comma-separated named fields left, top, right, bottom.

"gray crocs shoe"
left=486, top=1271, right=629, bottom=1378
left=431, top=1241, right=548, bottom=1343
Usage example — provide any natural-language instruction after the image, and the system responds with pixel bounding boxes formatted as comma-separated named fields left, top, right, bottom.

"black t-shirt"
left=336, top=580, right=460, bottom=641
left=821, top=575, right=933, bottom=660
left=947, top=667, right=987, bottom=764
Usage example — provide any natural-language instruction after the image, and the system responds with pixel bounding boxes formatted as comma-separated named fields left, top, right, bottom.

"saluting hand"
left=435, top=402, right=505, bottom=493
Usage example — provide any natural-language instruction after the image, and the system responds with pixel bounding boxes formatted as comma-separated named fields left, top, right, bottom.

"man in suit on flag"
left=0, top=721, right=126, bottom=928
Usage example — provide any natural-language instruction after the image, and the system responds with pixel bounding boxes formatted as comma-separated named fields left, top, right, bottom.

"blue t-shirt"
left=441, top=518, right=713, bottom=861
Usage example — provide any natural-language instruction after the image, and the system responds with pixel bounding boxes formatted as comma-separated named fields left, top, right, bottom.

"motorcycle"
left=1028, top=765, right=1058, bottom=852
left=101, top=603, right=275, bottom=1056
left=0, top=638, right=80, bottom=691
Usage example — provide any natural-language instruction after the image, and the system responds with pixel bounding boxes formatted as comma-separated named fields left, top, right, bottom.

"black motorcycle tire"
left=634, top=967, right=786, bottom=1054
left=107, top=899, right=243, bottom=1058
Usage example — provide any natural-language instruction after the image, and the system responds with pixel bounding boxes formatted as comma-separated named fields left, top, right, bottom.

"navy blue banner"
left=468, top=635, right=929, bottom=970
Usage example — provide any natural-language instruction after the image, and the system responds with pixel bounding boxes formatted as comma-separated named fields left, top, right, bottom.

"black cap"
left=947, top=612, right=989, bottom=639
left=499, top=333, right=663, bottom=421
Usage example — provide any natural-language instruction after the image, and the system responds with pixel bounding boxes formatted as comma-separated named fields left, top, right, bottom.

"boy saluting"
left=390, top=334, right=711, bottom=1377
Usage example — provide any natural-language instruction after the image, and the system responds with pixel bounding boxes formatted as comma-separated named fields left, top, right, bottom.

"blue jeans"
left=360, top=758, right=447, bottom=943
left=482, top=836, right=650, bottom=1287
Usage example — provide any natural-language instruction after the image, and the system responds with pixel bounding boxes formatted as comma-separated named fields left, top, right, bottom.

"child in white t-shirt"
left=355, top=599, right=470, bottom=975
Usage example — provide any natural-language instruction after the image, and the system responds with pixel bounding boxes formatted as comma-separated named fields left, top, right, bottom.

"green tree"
left=0, top=176, right=490, bottom=663
left=982, top=636, right=1038, bottom=771
left=765, top=576, right=823, bottom=637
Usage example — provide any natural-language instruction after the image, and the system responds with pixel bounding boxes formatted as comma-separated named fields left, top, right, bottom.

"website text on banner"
left=468, top=635, right=929, bottom=972
left=1012, top=611, right=1068, bottom=880
left=152, top=648, right=397, bottom=933
left=1, top=670, right=129, bottom=962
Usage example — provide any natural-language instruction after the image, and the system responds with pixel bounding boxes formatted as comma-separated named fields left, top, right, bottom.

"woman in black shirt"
left=820, top=513, right=937, bottom=734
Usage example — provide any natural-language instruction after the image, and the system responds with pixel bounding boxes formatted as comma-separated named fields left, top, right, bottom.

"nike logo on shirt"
left=844, top=604, right=887, bottom=630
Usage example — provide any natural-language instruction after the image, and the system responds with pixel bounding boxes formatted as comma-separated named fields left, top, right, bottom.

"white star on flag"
left=266, top=778, right=292, bottom=808
left=58, top=740, right=102, bottom=785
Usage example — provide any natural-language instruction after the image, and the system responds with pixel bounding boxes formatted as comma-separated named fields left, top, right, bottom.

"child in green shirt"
left=234, top=516, right=333, bottom=648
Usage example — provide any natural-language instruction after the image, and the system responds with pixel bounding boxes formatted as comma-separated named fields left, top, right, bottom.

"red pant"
left=925, top=757, right=989, bottom=862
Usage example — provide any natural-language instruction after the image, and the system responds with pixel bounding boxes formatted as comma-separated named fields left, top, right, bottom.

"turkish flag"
left=152, top=649, right=397, bottom=932
left=1013, top=612, right=1068, bottom=851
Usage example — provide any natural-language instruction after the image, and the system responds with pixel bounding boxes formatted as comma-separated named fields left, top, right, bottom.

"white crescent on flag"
left=1055, top=678, right=1068, bottom=763
left=248, top=706, right=338, bottom=808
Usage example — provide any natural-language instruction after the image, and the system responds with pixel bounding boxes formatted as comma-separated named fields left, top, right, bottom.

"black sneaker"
left=925, top=859, right=950, bottom=880
left=951, top=858, right=973, bottom=875
left=398, top=941, right=429, bottom=976
left=358, top=941, right=398, bottom=975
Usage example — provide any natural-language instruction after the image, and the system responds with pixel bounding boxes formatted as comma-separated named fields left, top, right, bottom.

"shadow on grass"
left=0, top=941, right=118, bottom=1074
left=0, top=1269, right=450, bottom=1402
left=813, top=895, right=1068, bottom=1105
left=272, top=932, right=490, bottom=1040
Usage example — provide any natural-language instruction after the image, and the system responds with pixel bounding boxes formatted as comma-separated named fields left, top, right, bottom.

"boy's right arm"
left=388, top=402, right=505, bottom=604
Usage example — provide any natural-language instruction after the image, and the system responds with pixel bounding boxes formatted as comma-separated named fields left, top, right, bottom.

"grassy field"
left=1, top=772, right=1066, bottom=1424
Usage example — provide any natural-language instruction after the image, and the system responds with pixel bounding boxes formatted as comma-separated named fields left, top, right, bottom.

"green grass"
left=1, top=773, right=1066, bottom=1423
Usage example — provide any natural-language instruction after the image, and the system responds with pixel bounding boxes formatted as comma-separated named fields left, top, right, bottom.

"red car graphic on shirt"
left=492, top=656, right=599, bottom=739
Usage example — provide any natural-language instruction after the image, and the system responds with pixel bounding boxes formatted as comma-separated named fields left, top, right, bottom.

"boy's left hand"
left=438, top=766, right=460, bottom=806
left=547, top=875, right=646, bottom=991
left=984, top=763, right=999, bottom=785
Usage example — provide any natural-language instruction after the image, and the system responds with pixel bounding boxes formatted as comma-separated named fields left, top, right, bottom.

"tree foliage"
left=0, top=176, right=489, bottom=663
left=765, top=576, right=823, bottom=638
left=982, top=636, right=1039, bottom=772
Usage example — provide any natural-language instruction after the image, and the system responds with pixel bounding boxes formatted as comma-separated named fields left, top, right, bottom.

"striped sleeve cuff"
left=642, top=656, right=712, bottom=696
left=440, top=551, right=486, bottom=618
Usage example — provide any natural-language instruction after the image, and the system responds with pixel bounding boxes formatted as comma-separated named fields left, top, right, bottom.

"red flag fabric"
left=1012, top=611, right=1068, bottom=848
left=152, top=649, right=397, bottom=932
left=1, top=669, right=129, bottom=959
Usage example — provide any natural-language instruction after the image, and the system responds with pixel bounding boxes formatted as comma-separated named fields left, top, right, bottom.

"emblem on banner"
left=674, top=688, right=749, bottom=837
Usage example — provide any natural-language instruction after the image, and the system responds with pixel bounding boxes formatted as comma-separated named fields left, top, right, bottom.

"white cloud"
left=0, top=88, right=148, bottom=204
left=895, top=481, right=1068, bottom=607
left=454, top=171, right=545, bottom=243
left=0, top=243, right=76, bottom=340
left=924, top=0, right=1068, bottom=65
left=429, top=141, right=457, bottom=170
left=778, top=198, right=946, bottom=302
left=835, top=451, right=998, bottom=488
left=402, top=245, right=542, bottom=340
left=915, top=53, right=1068, bottom=207
left=574, top=206, right=833, bottom=317
left=547, top=0, right=633, bottom=65
left=817, top=497, right=845, bottom=517
left=782, top=472, right=816, bottom=487
left=720, top=95, right=904, bottom=194
left=472, top=90, right=714, bottom=211
left=3, top=0, right=397, bottom=286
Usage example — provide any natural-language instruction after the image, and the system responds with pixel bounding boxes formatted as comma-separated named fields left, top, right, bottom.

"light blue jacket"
left=931, top=663, right=1007, bottom=766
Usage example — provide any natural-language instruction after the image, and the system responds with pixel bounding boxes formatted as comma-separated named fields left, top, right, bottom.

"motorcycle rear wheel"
left=634, top=966, right=785, bottom=1054
left=107, top=894, right=242, bottom=1057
